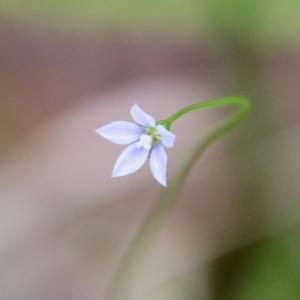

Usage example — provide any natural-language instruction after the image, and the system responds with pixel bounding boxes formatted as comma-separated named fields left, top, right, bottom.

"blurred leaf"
left=0, top=0, right=207, bottom=35
left=214, top=226, right=300, bottom=300
left=1, top=0, right=300, bottom=46
left=205, top=0, right=300, bottom=47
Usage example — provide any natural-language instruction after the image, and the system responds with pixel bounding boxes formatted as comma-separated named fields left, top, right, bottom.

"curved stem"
left=107, top=96, right=250, bottom=300
left=167, top=95, right=250, bottom=125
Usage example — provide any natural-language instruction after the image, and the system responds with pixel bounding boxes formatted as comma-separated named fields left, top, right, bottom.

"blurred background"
left=1, top=1, right=300, bottom=299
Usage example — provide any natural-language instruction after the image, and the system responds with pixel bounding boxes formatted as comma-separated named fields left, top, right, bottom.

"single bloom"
left=95, top=104, right=176, bottom=186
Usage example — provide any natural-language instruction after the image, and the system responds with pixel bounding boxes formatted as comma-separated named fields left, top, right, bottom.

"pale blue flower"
left=95, top=104, right=176, bottom=186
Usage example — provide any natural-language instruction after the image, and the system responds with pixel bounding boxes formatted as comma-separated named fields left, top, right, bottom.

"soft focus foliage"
left=1, top=0, right=300, bottom=45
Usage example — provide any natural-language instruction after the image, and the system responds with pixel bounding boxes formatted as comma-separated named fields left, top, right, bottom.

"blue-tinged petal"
left=95, top=121, right=143, bottom=144
left=150, top=143, right=167, bottom=186
left=112, top=144, right=148, bottom=177
left=130, top=104, right=156, bottom=127
left=156, top=125, right=176, bottom=148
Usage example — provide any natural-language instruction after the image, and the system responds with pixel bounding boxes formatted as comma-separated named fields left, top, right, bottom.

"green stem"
left=107, top=96, right=250, bottom=300
left=167, top=95, right=250, bottom=125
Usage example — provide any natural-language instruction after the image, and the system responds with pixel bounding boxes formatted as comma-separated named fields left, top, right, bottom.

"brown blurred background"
left=1, top=1, right=300, bottom=299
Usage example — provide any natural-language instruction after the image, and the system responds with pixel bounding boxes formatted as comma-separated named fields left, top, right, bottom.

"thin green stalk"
left=107, top=96, right=250, bottom=300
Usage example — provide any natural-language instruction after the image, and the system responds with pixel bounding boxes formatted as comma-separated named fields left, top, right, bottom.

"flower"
left=95, top=104, right=176, bottom=186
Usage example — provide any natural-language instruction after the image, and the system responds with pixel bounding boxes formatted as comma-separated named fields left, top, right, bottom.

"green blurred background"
left=0, top=1, right=300, bottom=299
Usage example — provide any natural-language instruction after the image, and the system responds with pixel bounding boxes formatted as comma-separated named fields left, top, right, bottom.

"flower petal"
left=130, top=104, right=155, bottom=127
left=156, top=125, right=176, bottom=148
left=95, top=121, right=143, bottom=144
left=150, top=143, right=167, bottom=186
left=112, top=143, right=148, bottom=177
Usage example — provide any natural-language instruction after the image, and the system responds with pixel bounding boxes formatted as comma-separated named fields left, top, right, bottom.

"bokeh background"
left=1, top=1, right=300, bottom=299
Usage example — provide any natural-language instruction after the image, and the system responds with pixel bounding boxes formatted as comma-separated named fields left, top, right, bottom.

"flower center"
left=135, top=127, right=161, bottom=151
left=137, top=134, right=153, bottom=150
left=145, top=127, right=161, bottom=142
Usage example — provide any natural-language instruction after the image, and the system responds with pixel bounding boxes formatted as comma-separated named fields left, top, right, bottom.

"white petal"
left=130, top=104, right=156, bottom=127
left=95, top=121, right=143, bottom=144
left=156, top=125, right=176, bottom=148
left=112, top=143, right=148, bottom=177
left=150, top=143, right=167, bottom=186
